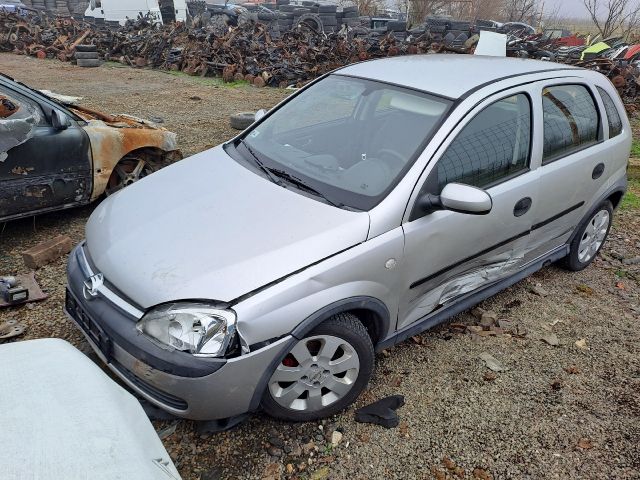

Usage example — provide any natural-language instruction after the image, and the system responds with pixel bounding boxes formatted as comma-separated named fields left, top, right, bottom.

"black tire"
left=560, top=200, right=613, bottom=271
left=261, top=313, right=375, bottom=421
left=318, top=4, right=336, bottom=13
left=76, top=58, right=101, bottom=67
left=75, top=44, right=97, bottom=52
left=296, top=13, right=322, bottom=32
left=74, top=51, right=99, bottom=59
left=230, top=112, right=256, bottom=130
left=387, top=20, right=407, bottom=31
left=320, top=15, right=337, bottom=26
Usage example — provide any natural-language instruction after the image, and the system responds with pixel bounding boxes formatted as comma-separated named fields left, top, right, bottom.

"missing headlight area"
left=0, top=93, right=39, bottom=163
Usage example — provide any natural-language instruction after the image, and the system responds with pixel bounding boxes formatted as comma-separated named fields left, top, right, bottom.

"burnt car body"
left=0, top=73, right=181, bottom=222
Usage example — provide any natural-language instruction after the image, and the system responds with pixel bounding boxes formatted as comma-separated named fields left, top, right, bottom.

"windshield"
left=237, top=75, right=452, bottom=210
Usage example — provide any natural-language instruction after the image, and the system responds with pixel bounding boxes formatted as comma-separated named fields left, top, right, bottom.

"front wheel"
left=261, top=313, right=374, bottom=421
left=105, top=155, right=162, bottom=196
left=561, top=201, right=613, bottom=271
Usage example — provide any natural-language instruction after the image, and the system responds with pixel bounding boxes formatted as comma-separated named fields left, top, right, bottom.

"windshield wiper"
left=268, top=168, right=344, bottom=208
left=238, top=140, right=343, bottom=208
left=239, top=139, right=282, bottom=186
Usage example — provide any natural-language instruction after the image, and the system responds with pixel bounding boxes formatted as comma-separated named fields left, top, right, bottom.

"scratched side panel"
left=0, top=125, right=92, bottom=221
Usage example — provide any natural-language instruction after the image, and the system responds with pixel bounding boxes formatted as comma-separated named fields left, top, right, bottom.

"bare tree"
left=502, top=0, right=539, bottom=23
left=582, top=0, right=640, bottom=38
left=407, top=0, right=447, bottom=25
left=340, top=0, right=385, bottom=17
left=470, top=0, right=504, bottom=20
left=539, top=2, right=563, bottom=29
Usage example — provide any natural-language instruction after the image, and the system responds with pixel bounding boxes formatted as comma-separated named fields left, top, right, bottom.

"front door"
left=398, top=91, right=538, bottom=329
left=0, top=84, right=92, bottom=221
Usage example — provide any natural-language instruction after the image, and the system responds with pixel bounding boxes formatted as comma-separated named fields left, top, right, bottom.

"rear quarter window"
left=542, top=84, right=599, bottom=164
left=596, top=86, right=623, bottom=139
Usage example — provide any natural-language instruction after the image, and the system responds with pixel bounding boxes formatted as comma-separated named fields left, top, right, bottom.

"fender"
left=290, top=295, right=390, bottom=341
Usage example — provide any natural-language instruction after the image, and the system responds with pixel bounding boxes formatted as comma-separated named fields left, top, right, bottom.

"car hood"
left=85, top=146, right=370, bottom=309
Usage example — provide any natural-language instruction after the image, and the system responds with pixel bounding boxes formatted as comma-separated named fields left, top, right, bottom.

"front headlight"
left=136, top=303, right=236, bottom=357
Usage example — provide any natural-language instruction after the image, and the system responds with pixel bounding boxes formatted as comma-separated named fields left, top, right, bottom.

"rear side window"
left=436, top=94, right=531, bottom=191
left=542, top=84, right=599, bottom=163
left=597, top=87, right=623, bottom=138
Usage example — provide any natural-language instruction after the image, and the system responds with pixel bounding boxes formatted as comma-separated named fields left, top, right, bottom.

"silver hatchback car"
left=66, top=55, right=630, bottom=423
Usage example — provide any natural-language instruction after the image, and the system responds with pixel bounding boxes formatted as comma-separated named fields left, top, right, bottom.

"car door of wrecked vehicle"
left=397, top=89, right=539, bottom=330
left=0, top=83, right=92, bottom=222
left=526, top=80, right=628, bottom=259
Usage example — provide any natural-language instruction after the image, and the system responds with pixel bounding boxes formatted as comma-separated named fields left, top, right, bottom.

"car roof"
left=336, top=55, right=581, bottom=99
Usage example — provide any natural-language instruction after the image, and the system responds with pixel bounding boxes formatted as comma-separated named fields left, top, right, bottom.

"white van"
left=84, top=0, right=188, bottom=25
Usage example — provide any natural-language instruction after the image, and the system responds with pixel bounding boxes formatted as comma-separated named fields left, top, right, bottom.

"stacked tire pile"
left=269, top=1, right=361, bottom=34
left=23, top=0, right=87, bottom=15
left=413, top=17, right=471, bottom=47
left=74, top=44, right=101, bottom=67
left=385, top=20, right=408, bottom=40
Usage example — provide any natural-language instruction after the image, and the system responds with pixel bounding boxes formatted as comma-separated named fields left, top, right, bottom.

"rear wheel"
left=561, top=201, right=613, bottom=271
left=261, top=313, right=374, bottom=421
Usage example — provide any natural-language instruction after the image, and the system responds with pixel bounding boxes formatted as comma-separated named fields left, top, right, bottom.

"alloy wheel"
left=105, top=157, right=154, bottom=195
left=578, top=209, right=611, bottom=264
left=268, top=335, right=360, bottom=412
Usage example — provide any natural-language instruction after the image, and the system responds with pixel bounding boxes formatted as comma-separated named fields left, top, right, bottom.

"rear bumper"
left=65, top=243, right=292, bottom=420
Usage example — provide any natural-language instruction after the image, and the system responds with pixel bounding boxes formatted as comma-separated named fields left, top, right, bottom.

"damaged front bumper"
left=65, top=243, right=292, bottom=421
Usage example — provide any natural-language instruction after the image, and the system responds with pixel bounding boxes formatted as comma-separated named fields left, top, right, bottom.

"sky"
left=542, top=0, right=591, bottom=19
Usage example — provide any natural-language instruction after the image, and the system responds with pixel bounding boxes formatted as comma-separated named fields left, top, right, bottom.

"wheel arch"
left=290, top=296, right=390, bottom=346
left=94, top=146, right=182, bottom=199
left=607, top=189, right=625, bottom=209
left=567, top=186, right=623, bottom=245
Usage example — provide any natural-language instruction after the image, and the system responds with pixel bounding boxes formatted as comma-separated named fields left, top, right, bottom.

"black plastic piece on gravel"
left=354, top=394, right=405, bottom=428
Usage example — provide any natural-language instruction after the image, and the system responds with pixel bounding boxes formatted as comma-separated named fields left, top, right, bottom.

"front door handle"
left=592, top=163, right=605, bottom=179
left=513, top=197, right=532, bottom=217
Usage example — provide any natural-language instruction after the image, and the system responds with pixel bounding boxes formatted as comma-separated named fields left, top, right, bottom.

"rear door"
left=398, top=89, right=539, bottom=330
left=526, top=81, right=608, bottom=258
left=0, top=83, right=92, bottom=221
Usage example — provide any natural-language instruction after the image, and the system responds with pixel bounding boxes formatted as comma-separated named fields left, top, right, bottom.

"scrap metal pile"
left=0, top=11, right=433, bottom=87
left=1, top=10, right=639, bottom=111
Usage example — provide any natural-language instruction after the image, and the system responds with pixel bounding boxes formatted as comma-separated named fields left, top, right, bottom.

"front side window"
left=597, top=86, right=623, bottom=139
left=542, top=84, right=599, bottom=163
left=238, top=75, right=452, bottom=210
left=0, top=86, right=42, bottom=157
left=436, top=93, right=531, bottom=191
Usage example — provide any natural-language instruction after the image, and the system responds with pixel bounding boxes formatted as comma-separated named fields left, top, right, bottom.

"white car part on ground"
left=0, top=338, right=181, bottom=480
left=475, top=31, right=507, bottom=57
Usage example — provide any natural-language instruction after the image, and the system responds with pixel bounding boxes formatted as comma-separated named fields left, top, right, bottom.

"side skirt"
left=376, top=245, right=569, bottom=352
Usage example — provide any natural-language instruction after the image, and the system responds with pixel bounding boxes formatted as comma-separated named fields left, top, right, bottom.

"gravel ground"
left=1, top=54, right=639, bottom=480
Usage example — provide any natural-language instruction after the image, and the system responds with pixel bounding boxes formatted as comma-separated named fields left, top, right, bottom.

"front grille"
left=112, top=360, right=189, bottom=411
left=66, top=289, right=113, bottom=360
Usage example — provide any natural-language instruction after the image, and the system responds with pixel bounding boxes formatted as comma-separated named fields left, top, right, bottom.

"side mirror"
left=416, top=183, right=492, bottom=217
left=439, top=183, right=492, bottom=215
left=51, top=110, right=70, bottom=131
left=254, top=109, right=267, bottom=122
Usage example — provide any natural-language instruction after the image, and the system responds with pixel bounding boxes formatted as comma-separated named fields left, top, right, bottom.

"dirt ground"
left=1, top=54, right=639, bottom=480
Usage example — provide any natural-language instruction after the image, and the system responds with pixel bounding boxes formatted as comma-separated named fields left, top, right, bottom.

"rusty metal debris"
left=0, top=10, right=432, bottom=87
left=1, top=10, right=639, bottom=110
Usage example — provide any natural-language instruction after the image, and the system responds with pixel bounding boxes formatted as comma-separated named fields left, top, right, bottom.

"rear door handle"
left=513, top=197, right=532, bottom=217
left=592, top=163, right=605, bottom=179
